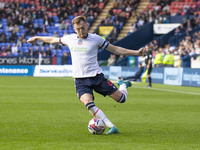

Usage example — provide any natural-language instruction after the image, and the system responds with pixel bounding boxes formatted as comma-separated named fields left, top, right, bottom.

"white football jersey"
left=59, top=33, right=109, bottom=78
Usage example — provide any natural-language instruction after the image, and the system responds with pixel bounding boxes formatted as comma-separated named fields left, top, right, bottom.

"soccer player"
left=27, top=16, right=145, bottom=134
left=144, top=45, right=153, bottom=87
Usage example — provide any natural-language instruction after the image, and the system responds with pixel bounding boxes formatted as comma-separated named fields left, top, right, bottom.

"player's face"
left=74, top=21, right=88, bottom=39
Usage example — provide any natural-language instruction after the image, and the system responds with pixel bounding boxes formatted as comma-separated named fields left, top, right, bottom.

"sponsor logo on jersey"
left=78, top=39, right=83, bottom=45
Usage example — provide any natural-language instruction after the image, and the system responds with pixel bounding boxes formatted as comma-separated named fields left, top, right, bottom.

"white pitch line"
left=54, top=79, right=200, bottom=96
left=111, top=80, right=200, bottom=96
left=132, top=85, right=200, bottom=95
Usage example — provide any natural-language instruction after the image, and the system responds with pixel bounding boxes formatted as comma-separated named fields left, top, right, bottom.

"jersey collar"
left=77, top=33, right=89, bottom=39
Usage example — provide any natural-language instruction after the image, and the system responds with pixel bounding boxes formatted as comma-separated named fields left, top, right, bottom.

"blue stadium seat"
left=69, top=16, right=74, bottom=20
left=53, top=16, right=60, bottom=23
left=12, top=53, right=19, bottom=57
left=17, top=47, right=22, bottom=51
left=1, top=43, right=5, bottom=47
left=37, top=33, right=42, bottom=36
left=20, top=29, right=26, bottom=33
left=33, top=19, right=39, bottom=24
left=58, top=33, right=63, bottom=37
left=47, top=33, right=52, bottom=36
left=38, top=19, right=43, bottom=23
left=22, top=43, right=29, bottom=47
left=18, top=25, right=24, bottom=29
left=46, top=26, right=50, bottom=31
left=38, top=23, right=43, bottom=28
left=22, top=47, right=28, bottom=53
left=51, top=49, right=57, bottom=56
left=5, top=43, right=11, bottom=48
left=57, top=49, right=63, bottom=57
left=2, top=19, right=7, bottom=22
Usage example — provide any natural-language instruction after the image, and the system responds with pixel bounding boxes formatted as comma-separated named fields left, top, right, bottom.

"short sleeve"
left=59, top=35, right=69, bottom=46
left=96, top=34, right=109, bottom=50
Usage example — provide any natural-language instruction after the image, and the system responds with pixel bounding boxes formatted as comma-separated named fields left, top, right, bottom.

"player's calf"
left=117, top=92, right=127, bottom=103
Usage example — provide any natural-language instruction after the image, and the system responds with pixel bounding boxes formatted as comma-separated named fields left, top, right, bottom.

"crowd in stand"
left=106, top=0, right=200, bottom=68
left=100, top=0, right=140, bottom=43
left=0, top=0, right=107, bottom=57
left=0, top=0, right=200, bottom=68
left=128, top=0, right=200, bottom=35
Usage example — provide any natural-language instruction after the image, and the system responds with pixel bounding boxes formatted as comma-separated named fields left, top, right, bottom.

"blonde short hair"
left=72, top=16, right=86, bottom=25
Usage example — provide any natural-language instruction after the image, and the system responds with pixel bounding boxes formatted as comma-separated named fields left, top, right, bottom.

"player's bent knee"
left=80, top=93, right=94, bottom=105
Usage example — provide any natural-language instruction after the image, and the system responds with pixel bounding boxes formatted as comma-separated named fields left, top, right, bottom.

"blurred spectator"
left=62, top=51, right=69, bottom=64
left=43, top=15, right=54, bottom=26
left=14, top=24, right=20, bottom=33
left=116, top=54, right=124, bottom=64
left=41, top=24, right=48, bottom=33
left=19, top=50, right=25, bottom=57
left=30, top=29, right=36, bottom=36
left=40, top=46, right=46, bottom=57
left=179, top=24, right=186, bottom=34
left=0, top=31, right=7, bottom=42
left=7, top=23, right=14, bottom=32
left=35, top=24, right=42, bottom=33
left=53, top=31, right=59, bottom=38
left=11, top=44, right=18, bottom=55
left=46, top=48, right=52, bottom=57
left=0, top=0, right=5, bottom=10
left=154, top=47, right=163, bottom=67
left=60, top=20, right=68, bottom=30
left=6, top=45, right=11, bottom=53
left=52, top=51, right=57, bottom=57
left=128, top=21, right=137, bottom=34
left=189, top=48, right=197, bottom=60
left=1, top=49, right=8, bottom=56
left=163, top=51, right=174, bottom=67
left=1, top=45, right=5, bottom=52
left=33, top=48, right=39, bottom=57
left=109, top=28, right=118, bottom=43
left=28, top=47, right=33, bottom=57
left=9, top=31, right=18, bottom=43
left=7, top=16, right=12, bottom=26
left=107, top=54, right=116, bottom=66
left=180, top=50, right=191, bottom=68
left=0, top=20, right=2, bottom=29
left=186, top=20, right=192, bottom=32
left=16, top=15, right=23, bottom=25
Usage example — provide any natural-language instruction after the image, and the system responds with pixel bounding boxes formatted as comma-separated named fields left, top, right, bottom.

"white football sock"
left=88, top=105, right=114, bottom=128
left=119, top=83, right=128, bottom=99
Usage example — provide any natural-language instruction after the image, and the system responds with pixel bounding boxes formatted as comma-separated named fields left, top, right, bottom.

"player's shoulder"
left=88, top=33, right=102, bottom=39
left=61, top=33, right=77, bottom=39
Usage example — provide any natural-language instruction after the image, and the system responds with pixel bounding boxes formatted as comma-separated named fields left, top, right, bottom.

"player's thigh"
left=80, top=93, right=94, bottom=106
left=147, top=67, right=152, bottom=75
left=109, top=90, right=123, bottom=101
left=93, top=78, right=117, bottom=97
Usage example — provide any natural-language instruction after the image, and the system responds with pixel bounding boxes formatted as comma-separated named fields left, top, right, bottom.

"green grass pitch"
left=0, top=76, right=200, bottom=150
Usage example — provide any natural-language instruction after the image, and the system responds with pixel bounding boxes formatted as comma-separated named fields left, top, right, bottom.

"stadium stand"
left=0, top=0, right=108, bottom=58
left=0, top=0, right=199, bottom=67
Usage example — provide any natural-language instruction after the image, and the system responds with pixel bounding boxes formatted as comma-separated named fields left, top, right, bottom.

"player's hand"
left=27, top=37, right=37, bottom=44
left=138, top=47, right=146, bottom=56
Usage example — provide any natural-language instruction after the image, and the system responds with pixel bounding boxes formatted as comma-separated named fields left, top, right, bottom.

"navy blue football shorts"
left=75, top=73, right=118, bottom=99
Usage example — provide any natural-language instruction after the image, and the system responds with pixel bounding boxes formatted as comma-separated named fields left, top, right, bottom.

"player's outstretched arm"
left=27, top=36, right=60, bottom=44
left=106, top=44, right=145, bottom=56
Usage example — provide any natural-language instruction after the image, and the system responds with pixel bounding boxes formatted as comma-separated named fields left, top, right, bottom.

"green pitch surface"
left=0, top=77, right=200, bottom=150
